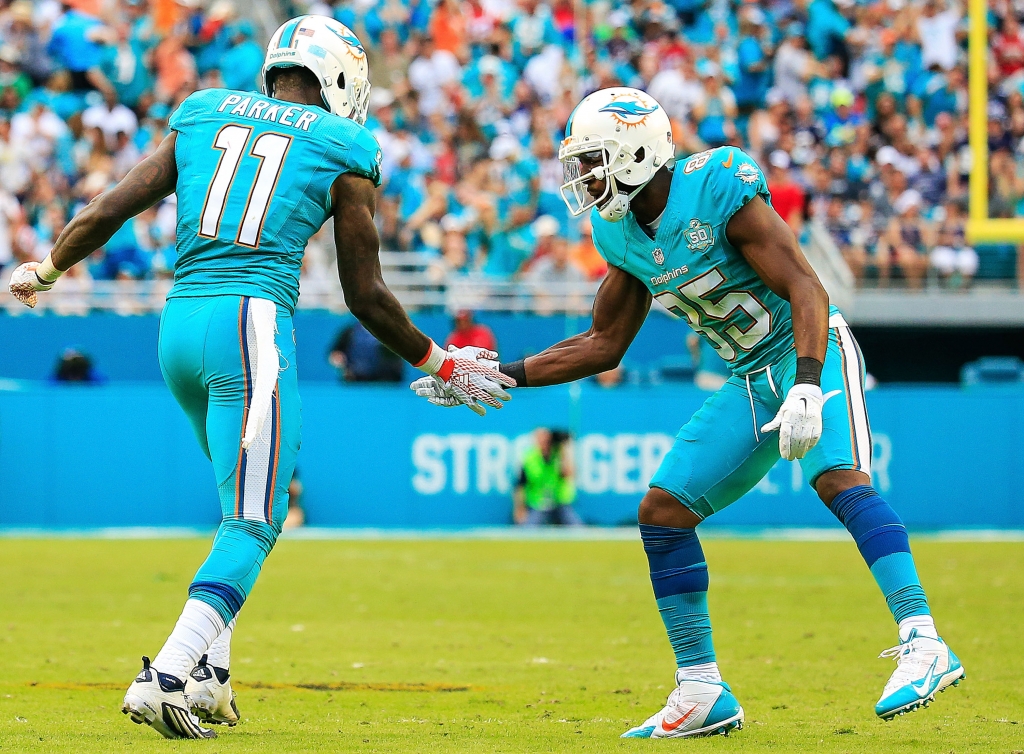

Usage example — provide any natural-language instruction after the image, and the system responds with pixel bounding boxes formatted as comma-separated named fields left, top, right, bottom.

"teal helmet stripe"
left=279, top=15, right=307, bottom=49
left=565, top=102, right=581, bottom=136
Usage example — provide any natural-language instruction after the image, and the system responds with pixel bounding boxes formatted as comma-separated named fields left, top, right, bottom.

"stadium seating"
left=0, top=0, right=1018, bottom=310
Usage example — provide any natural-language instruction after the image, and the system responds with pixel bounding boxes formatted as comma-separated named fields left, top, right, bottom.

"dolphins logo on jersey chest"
left=684, top=219, right=714, bottom=252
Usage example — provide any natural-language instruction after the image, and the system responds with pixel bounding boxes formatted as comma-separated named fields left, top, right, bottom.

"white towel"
left=242, top=297, right=280, bottom=450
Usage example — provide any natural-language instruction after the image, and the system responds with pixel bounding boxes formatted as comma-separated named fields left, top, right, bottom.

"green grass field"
left=0, top=537, right=1021, bottom=753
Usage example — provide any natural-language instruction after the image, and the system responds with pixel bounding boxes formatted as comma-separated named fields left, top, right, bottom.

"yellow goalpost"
left=967, top=0, right=1024, bottom=242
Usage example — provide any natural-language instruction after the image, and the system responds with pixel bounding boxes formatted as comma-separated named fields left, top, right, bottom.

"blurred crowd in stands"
left=0, top=0, right=263, bottom=295
left=0, top=0, right=1022, bottom=299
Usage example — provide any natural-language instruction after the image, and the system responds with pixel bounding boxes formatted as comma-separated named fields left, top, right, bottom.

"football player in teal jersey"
left=9, top=15, right=513, bottom=740
left=414, top=87, right=963, bottom=737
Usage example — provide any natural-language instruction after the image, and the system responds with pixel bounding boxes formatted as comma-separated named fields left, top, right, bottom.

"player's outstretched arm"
left=331, top=172, right=433, bottom=364
left=8, top=133, right=178, bottom=307
left=726, top=195, right=837, bottom=460
left=503, top=266, right=652, bottom=387
left=53, top=132, right=179, bottom=269
left=333, top=172, right=514, bottom=415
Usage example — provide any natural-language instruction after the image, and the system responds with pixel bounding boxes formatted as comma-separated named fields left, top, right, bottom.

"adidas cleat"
left=875, top=630, right=965, bottom=720
left=186, top=654, right=240, bottom=725
left=121, top=656, right=216, bottom=739
left=621, top=673, right=744, bottom=739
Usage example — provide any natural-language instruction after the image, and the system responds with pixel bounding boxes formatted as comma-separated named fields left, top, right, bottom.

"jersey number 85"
left=655, top=267, right=772, bottom=362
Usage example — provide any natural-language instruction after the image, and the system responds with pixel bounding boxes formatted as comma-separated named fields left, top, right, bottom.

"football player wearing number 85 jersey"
left=8, top=15, right=513, bottom=740
left=415, top=86, right=964, bottom=737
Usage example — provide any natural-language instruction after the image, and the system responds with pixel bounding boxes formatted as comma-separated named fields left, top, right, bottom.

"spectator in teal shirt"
left=483, top=135, right=539, bottom=276
left=463, top=54, right=516, bottom=101
left=913, top=65, right=962, bottom=126
left=47, top=5, right=114, bottom=96
left=218, top=21, right=263, bottom=92
left=511, top=0, right=561, bottom=70
left=101, top=23, right=151, bottom=109
left=806, top=0, right=850, bottom=61
left=693, top=61, right=738, bottom=147
left=22, top=70, right=86, bottom=121
left=734, top=8, right=773, bottom=115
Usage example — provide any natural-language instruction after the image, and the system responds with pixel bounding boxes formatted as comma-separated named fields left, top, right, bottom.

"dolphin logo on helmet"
left=599, top=100, right=659, bottom=128
left=326, top=26, right=367, bottom=59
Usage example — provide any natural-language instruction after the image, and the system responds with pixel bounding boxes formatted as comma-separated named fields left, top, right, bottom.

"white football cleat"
left=621, top=672, right=744, bottom=739
left=121, top=656, right=216, bottom=739
left=875, top=630, right=965, bottom=720
left=186, top=654, right=240, bottom=725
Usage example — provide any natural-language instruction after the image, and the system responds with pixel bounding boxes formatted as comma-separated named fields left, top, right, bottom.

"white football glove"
left=410, top=346, right=515, bottom=416
left=761, top=383, right=841, bottom=461
left=8, top=262, right=54, bottom=308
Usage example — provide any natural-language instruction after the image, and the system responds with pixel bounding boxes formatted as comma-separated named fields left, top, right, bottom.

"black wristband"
left=794, top=357, right=823, bottom=386
left=499, top=359, right=528, bottom=388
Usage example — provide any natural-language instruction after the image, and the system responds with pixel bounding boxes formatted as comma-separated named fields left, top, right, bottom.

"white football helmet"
left=262, top=15, right=371, bottom=124
left=559, top=87, right=674, bottom=222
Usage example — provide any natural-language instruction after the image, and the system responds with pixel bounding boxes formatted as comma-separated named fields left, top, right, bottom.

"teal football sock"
left=640, top=525, right=716, bottom=667
left=190, top=518, right=280, bottom=624
left=870, top=552, right=930, bottom=624
left=829, top=486, right=930, bottom=625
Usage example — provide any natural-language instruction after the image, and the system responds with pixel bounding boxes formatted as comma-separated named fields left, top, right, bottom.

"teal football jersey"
left=591, top=147, right=840, bottom=375
left=167, top=88, right=382, bottom=313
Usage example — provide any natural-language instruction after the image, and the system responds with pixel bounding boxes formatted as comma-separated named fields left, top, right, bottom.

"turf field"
left=0, top=537, right=1021, bottom=753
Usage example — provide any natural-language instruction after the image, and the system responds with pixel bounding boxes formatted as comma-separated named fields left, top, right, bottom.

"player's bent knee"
left=638, top=488, right=703, bottom=529
left=815, top=469, right=872, bottom=506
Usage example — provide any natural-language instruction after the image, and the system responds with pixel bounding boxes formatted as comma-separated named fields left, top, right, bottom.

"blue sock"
left=639, top=525, right=716, bottom=668
left=828, top=485, right=930, bottom=624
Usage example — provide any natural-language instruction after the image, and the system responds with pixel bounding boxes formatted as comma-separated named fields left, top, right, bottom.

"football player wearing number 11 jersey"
left=8, top=15, right=513, bottom=740
left=415, top=87, right=965, bottom=737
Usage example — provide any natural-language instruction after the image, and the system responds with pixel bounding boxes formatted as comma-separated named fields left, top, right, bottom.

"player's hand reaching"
left=8, top=262, right=55, bottom=309
left=410, top=345, right=516, bottom=416
left=761, top=384, right=841, bottom=461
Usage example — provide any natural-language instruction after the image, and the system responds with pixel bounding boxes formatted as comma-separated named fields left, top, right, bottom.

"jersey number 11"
left=199, top=125, right=293, bottom=248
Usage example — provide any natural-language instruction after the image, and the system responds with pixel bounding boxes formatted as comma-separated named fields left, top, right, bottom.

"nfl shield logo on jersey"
left=652, top=247, right=665, bottom=265
left=684, top=219, right=714, bottom=252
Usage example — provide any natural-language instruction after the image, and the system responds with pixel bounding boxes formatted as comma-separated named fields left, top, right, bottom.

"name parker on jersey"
left=215, top=93, right=320, bottom=131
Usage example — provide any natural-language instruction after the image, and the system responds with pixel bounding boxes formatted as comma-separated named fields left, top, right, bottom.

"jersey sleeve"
left=340, top=127, right=383, bottom=187
left=589, top=209, right=627, bottom=267
left=168, top=89, right=221, bottom=133
left=708, top=148, right=772, bottom=226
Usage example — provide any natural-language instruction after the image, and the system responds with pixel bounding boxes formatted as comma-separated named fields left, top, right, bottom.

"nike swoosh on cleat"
left=662, top=703, right=701, bottom=732
left=911, top=658, right=939, bottom=697
left=721, top=151, right=734, bottom=168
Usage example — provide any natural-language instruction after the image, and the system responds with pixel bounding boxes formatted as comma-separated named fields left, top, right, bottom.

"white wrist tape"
left=36, top=255, right=64, bottom=283
left=415, top=340, right=448, bottom=376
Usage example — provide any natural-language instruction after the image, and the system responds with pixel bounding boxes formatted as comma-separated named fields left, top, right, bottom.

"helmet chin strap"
left=597, top=175, right=650, bottom=223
